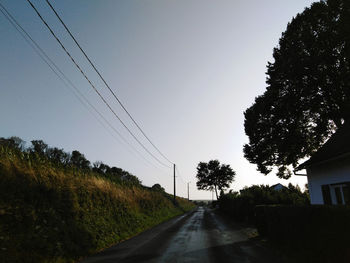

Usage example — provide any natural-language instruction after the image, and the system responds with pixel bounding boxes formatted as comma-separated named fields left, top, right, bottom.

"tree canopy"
left=151, top=183, right=165, bottom=192
left=196, top=160, right=235, bottom=199
left=244, top=0, right=350, bottom=178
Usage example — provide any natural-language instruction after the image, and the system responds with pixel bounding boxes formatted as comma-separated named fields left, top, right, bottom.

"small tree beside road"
left=196, top=160, right=235, bottom=199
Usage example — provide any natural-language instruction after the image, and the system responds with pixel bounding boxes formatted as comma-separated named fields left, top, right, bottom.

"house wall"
left=307, top=155, right=350, bottom=204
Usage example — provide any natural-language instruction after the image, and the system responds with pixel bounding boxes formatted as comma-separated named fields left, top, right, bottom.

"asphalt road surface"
left=81, top=206, right=280, bottom=263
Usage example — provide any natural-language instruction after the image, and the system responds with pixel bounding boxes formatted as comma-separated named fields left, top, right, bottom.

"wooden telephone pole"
left=173, top=163, right=176, bottom=203
left=187, top=182, right=190, bottom=201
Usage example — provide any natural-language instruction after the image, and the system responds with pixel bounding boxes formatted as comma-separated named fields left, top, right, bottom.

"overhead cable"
left=26, top=0, right=171, bottom=168
left=0, top=2, right=169, bottom=174
left=45, top=0, right=173, bottom=165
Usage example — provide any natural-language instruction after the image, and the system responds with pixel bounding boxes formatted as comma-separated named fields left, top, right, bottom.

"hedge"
left=218, top=185, right=309, bottom=223
left=255, top=205, right=350, bottom=263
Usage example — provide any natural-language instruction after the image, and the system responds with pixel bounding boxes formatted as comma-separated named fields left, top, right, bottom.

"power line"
left=45, top=0, right=173, bottom=165
left=0, top=3, right=171, bottom=184
left=25, top=0, right=171, bottom=168
left=0, top=2, right=162, bottom=171
left=175, top=166, right=187, bottom=185
left=174, top=165, right=190, bottom=198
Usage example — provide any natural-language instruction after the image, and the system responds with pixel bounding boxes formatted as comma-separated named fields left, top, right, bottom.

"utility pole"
left=187, top=182, right=190, bottom=201
left=173, top=163, right=176, bottom=203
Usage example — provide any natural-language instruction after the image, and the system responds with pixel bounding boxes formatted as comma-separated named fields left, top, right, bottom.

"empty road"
left=81, top=207, right=280, bottom=263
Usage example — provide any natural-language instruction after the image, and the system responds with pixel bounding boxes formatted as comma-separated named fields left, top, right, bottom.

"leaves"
left=244, top=0, right=350, bottom=178
left=196, top=160, right=235, bottom=198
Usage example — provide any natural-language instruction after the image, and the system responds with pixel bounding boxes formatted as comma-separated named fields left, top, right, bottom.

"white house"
left=296, top=123, right=350, bottom=205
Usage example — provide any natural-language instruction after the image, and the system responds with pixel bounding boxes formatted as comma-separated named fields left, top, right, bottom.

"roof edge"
left=296, top=151, right=350, bottom=171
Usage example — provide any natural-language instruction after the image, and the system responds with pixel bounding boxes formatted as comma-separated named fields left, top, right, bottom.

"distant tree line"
left=0, top=136, right=141, bottom=186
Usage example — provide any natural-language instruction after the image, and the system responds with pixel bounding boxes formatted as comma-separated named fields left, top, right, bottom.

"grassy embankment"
left=0, top=140, right=194, bottom=263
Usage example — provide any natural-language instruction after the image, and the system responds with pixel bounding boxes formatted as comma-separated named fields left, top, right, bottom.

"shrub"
left=151, top=184, right=165, bottom=192
left=255, top=205, right=350, bottom=263
left=218, top=184, right=309, bottom=223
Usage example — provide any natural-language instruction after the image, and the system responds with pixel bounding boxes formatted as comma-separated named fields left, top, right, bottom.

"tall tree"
left=47, top=147, right=70, bottom=165
left=196, top=160, right=235, bottom=199
left=30, top=140, right=48, bottom=156
left=0, top=137, right=25, bottom=150
left=70, top=150, right=90, bottom=170
left=244, top=0, right=350, bottom=179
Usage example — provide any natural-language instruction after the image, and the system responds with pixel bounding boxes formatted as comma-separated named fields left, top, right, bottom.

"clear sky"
left=1, top=0, right=316, bottom=199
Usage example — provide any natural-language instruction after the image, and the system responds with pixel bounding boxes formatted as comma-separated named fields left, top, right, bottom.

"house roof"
left=271, top=183, right=284, bottom=188
left=270, top=183, right=286, bottom=190
left=297, top=122, right=350, bottom=170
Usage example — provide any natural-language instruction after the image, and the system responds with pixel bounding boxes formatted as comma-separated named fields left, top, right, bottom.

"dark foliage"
left=244, top=0, right=350, bottom=178
left=0, top=136, right=25, bottom=150
left=196, top=160, right=235, bottom=199
left=30, top=140, right=48, bottom=156
left=70, top=150, right=90, bottom=170
left=218, top=184, right=309, bottom=222
left=151, top=183, right=165, bottom=192
left=46, top=147, right=70, bottom=166
left=255, top=205, right=350, bottom=263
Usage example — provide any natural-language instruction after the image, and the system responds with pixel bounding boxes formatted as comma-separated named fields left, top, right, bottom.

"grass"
left=0, top=145, right=195, bottom=263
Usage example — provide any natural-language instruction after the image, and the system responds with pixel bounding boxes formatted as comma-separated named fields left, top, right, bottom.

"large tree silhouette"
left=196, top=160, right=235, bottom=199
left=244, top=0, right=350, bottom=179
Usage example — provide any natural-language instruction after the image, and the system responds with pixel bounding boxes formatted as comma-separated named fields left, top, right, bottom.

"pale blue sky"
left=1, top=0, right=315, bottom=199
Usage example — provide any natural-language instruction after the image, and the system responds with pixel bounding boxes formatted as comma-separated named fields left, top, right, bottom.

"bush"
left=218, top=184, right=309, bottom=222
left=255, top=205, right=350, bottom=263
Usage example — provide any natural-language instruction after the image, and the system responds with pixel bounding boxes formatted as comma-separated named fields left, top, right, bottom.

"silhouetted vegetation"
left=151, top=183, right=165, bottom=192
left=255, top=205, right=350, bottom=263
left=218, top=184, right=309, bottom=222
left=196, top=160, right=235, bottom=199
left=0, top=136, right=194, bottom=263
left=244, top=0, right=350, bottom=178
left=1, top=136, right=142, bottom=187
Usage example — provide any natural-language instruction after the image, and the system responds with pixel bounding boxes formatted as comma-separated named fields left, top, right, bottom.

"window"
left=329, top=183, right=350, bottom=205
left=322, top=183, right=350, bottom=205
left=334, top=187, right=343, bottom=204
left=343, top=186, right=350, bottom=204
left=321, top=185, right=331, bottom=205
